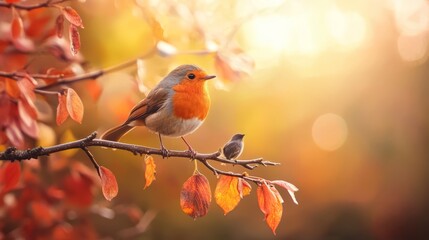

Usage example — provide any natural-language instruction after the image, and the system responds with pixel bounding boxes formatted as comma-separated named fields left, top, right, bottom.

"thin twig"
left=0, top=132, right=279, bottom=184
left=0, top=0, right=71, bottom=10
left=0, top=48, right=156, bottom=90
left=82, top=146, right=100, bottom=176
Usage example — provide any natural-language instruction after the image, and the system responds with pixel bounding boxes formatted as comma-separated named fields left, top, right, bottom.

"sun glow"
left=242, top=2, right=368, bottom=60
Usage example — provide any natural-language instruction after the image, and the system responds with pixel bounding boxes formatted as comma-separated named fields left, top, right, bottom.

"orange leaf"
left=6, top=0, right=21, bottom=3
left=237, top=178, right=252, bottom=198
left=61, top=6, right=84, bottom=28
left=5, top=78, right=20, bottom=99
left=66, top=88, right=84, bottom=123
left=99, top=166, right=118, bottom=201
left=143, top=155, right=156, bottom=189
left=180, top=173, right=211, bottom=219
left=11, top=8, right=24, bottom=40
left=56, top=14, right=64, bottom=38
left=68, top=24, right=80, bottom=55
left=85, top=80, right=102, bottom=101
left=215, top=176, right=241, bottom=215
left=18, top=74, right=36, bottom=94
left=257, top=182, right=283, bottom=235
left=56, top=91, right=68, bottom=125
left=0, top=161, right=21, bottom=193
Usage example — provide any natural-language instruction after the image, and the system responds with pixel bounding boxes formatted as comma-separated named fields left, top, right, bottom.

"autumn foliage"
left=0, top=0, right=298, bottom=238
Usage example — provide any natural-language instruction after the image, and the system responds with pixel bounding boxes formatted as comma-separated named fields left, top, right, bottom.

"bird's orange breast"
left=172, top=79, right=210, bottom=120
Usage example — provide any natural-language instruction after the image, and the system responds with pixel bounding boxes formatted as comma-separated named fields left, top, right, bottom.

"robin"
left=222, top=134, right=245, bottom=161
left=101, top=64, right=215, bottom=156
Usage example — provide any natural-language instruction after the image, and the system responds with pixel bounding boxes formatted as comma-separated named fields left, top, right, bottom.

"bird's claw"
left=186, top=148, right=197, bottom=159
left=161, top=147, right=169, bottom=158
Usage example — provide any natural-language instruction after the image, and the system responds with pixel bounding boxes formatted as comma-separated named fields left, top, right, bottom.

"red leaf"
left=26, top=9, right=51, bottom=38
left=5, top=120, right=25, bottom=148
left=144, top=155, right=156, bottom=189
left=17, top=76, right=36, bottom=103
left=62, top=172, right=93, bottom=208
left=0, top=95, right=12, bottom=128
left=0, top=162, right=21, bottom=193
left=66, top=88, right=84, bottom=123
left=44, top=67, right=75, bottom=85
left=30, top=200, right=55, bottom=228
left=0, top=131, right=7, bottom=144
left=18, top=100, right=38, bottom=138
left=61, top=6, right=84, bottom=28
left=68, top=24, right=80, bottom=55
left=99, top=166, right=118, bottom=201
left=52, top=223, right=75, bottom=240
left=180, top=173, right=211, bottom=219
left=215, top=176, right=241, bottom=215
left=56, top=92, right=68, bottom=125
left=6, top=0, right=21, bottom=3
left=56, top=14, right=64, bottom=38
left=257, top=181, right=283, bottom=235
left=11, top=8, right=24, bottom=40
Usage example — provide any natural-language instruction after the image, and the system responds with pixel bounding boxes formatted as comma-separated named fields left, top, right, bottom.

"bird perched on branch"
left=222, top=134, right=245, bottom=161
left=101, top=64, right=215, bottom=156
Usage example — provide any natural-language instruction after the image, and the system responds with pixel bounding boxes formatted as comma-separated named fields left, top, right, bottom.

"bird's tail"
left=100, top=124, right=134, bottom=141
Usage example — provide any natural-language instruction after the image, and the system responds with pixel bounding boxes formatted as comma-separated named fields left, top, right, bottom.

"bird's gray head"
left=159, top=64, right=215, bottom=88
left=231, top=133, right=245, bottom=141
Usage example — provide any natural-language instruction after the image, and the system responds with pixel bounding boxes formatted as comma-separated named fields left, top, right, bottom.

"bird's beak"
left=203, top=75, right=216, bottom=80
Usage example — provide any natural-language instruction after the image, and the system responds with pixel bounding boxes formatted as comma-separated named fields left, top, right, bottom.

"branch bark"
left=0, top=0, right=71, bottom=11
left=0, top=132, right=279, bottom=184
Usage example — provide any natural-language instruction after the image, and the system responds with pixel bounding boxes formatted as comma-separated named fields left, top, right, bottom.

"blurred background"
left=12, top=0, right=429, bottom=239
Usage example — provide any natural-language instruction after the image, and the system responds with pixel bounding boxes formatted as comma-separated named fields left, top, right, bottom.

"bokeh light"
left=312, top=113, right=348, bottom=151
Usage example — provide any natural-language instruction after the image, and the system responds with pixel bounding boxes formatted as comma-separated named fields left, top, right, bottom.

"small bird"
left=101, top=65, right=215, bottom=156
left=222, top=134, right=245, bottom=161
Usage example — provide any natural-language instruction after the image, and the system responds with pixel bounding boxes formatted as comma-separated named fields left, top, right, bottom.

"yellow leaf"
left=144, top=155, right=156, bottom=189
left=215, top=176, right=242, bottom=215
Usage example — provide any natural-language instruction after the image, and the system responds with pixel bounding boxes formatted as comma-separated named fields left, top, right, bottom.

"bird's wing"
left=126, top=87, right=170, bottom=124
left=223, top=142, right=242, bottom=159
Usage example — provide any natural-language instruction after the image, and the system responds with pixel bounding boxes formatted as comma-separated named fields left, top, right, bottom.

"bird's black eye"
left=188, top=73, right=195, bottom=79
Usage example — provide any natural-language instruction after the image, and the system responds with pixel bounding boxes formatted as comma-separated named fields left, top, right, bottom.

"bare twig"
left=0, top=0, right=71, bottom=10
left=1, top=0, right=69, bottom=10
left=0, top=132, right=279, bottom=184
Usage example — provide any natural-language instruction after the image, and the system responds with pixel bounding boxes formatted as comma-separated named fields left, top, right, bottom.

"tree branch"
left=0, top=132, right=279, bottom=184
left=0, top=48, right=156, bottom=90
left=0, top=0, right=71, bottom=10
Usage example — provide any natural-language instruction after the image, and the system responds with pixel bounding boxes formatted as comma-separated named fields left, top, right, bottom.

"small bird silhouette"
left=222, top=134, right=245, bottom=161
left=101, top=64, right=215, bottom=156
